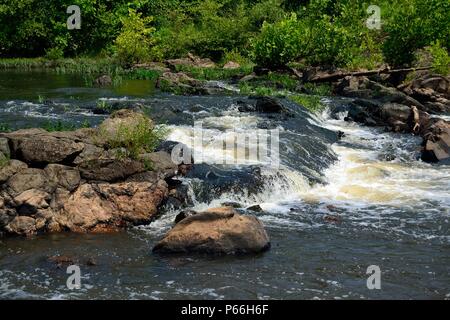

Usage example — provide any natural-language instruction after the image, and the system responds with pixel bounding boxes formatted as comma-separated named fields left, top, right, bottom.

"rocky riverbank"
left=329, top=70, right=450, bottom=163
left=0, top=109, right=182, bottom=236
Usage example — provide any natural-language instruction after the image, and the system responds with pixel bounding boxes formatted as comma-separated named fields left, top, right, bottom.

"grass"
left=239, top=82, right=327, bottom=113
left=39, top=119, right=91, bottom=132
left=99, top=115, right=168, bottom=160
left=175, top=64, right=254, bottom=81
left=289, top=94, right=326, bottom=113
left=0, top=153, right=9, bottom=169
left=0, top=123, right=11, bottom=132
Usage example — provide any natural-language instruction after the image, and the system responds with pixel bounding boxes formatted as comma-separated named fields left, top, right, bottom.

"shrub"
left=382, top=0, right=450, bottom=67
left=427, top=41, right=450, bottom=76
left=114, top=9, right=160, bottom=67
left=251, top=13, right=302, bottom=68
left=101, top=115, right=167, bottom=159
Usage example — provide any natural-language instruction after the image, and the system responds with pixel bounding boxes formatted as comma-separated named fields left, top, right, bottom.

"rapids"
left=0, top=71, right=449, bottom=299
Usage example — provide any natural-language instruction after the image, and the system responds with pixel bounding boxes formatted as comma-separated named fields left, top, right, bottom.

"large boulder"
left=6, top=168, right=53, bottom=196
left=97, top=109, right=154, bottom=148
left=138, top=151, right=178, bottom=179
left=1, top=128, right=89, bottom=165
left=0, top=160, right=27, bottom=184
left=153, top=207, right=270, bottom=255
left=59, top=180, right=168, bottom=232
left=78, top=158, right=145, bottom=182
left=421, top=119, right=450, bottom=163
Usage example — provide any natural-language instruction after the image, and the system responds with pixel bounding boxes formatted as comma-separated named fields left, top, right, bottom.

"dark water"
left=0, top=71, right=449, bottom=300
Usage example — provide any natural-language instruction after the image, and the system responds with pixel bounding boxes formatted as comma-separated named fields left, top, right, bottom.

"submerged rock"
left=153, top=207, right=270, bottom=255
left=94, top=75, right=112, bottom=87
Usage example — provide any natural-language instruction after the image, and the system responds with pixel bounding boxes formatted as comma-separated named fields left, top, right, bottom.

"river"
left=0, top=71, right=449, bottom=299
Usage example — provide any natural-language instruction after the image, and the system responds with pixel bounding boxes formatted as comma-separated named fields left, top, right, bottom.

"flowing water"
left=0, top=71, right=449, bottom=300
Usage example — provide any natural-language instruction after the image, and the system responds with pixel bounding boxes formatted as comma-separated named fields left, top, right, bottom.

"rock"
left=220, top=201, right=242, bottom=208
left=5, top=216, right=36, bottom=236
left=94, top=75, right=112, bottom=87
left=78, top=158, right=145, bottom=182
left=166, top=53, right=216, bottom=69
left=7, top=168, right=52, bottom=196
left=174, top=209, right=197, bottom=224
left=139, top=151, right=177, bottom=179
left=45, top=164, right=80, bottom=191
left=133, top=62, right=171, bottom=73
left=335, top=76, right=425, bottom=109
left=246, top=204, right=263, bottom=212
left=324, top=215, right=342, bottom=224
left=153, top=207, right=270, bottom=255
left=421, top=119, right=450, bottom=163
left=239, top=73, right=257, bottom=82
left=48, top=255, right=76, bottom=267
left=59, top=180, right=168, bottom=232
left=223, top=61, right=241, bottom=69
left=239, top=97, right=287, bottom=114
left=255, top=96, right=285, bottom=113
left=156, top=72, right=207, bottom=95
left=98, top=109, right=154, bottom=148
left=14, top=189, right=51, bottom=215
left=0, top=159, right=27, bottom=183
left=2, top=129, right=85, bottom=165
left=0, top=137, right=9, bottom=157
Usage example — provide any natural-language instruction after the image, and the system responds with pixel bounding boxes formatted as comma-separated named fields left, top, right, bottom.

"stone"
left=97, top=109, right=154, bottom=147
left=223, top=61, right=241, bottom=69
left=174, top=209, right=197, bottom=224
left=14, top=189, right=51, bottom=215
left=45, top=164, right=81, bottom=191
left=0, top=137, right=10, bottom=157
left=7, top=168, right=51, bottom=196
left=94, top=75, right=112, bottom=86
left=5, top=216, right=36, bottom=236
left=59, top=180, right=168, bottom=232
left=78, top=158, right=145, bottom=182
left=139, top=151, right=178, bottom=178
left=421, top=119, right=450, bottom=163
left=3, top=129, right=85, bottom=165
left=166, top=53, right=216, bottom=69
left=153, top=207, right=270, bottom=255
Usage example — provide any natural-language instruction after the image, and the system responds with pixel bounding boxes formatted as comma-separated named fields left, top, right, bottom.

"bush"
left=100, top=113, right=167, bottom=159
left=114, top=9, right=160, bottom=67
left=427, top=41, right=450, bottom=76
left=382, top=0, right=450, bottom=67
left=251, top=13, right=302, bottom=68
